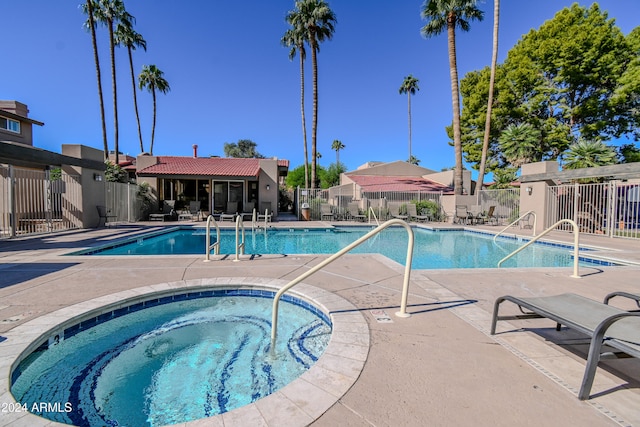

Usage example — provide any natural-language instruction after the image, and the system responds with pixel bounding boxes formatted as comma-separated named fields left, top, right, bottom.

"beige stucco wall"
left=426, top=170, right=472, bottom=194
left=520, top=161, right=560, bottom=233
left=61, top=145, right=106, bottom=228
left=258, top=159, right=279, bottom=218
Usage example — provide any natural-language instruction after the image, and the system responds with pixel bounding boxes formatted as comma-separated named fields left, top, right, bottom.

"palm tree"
left=281, top=27, right=309, bottom=189
left=563, top=139, right=617, bottom=170
left=408, top=155, right=421, bottom=165
left=138, top=64, right=170, bottom=155
left=115, top=19, right=147, bottom=153
left=288, top=0, right=337, bottom=188
left=331, top=139, right=345, bottom=165
left=81, top=0, right=108, bottom=160
left=476, top=0, right=499, bottom=195
left=421, top=0, right=483, bottom=195
left=498, top=123, right=541, bottom=168
left=93, top=0, right=131, bottom=165
left=398, top=75, right=420, bottom=161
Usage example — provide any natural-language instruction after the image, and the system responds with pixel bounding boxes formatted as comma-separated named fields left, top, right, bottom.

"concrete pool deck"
left=0, top=220, right=639, bottom=426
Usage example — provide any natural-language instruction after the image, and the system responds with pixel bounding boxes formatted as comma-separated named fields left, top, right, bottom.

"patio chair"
left=258, top=201, right=272, bottom=222
left=188, top=201, right=203, bottom=221
left=347, top=202, right=366, bottom=222
left=149, top=200, right=178, bottom=221
left=388, top=202, right=408, bottom=221
left=241, top=201, right=256, bottom=221
left=220, top=201, right=238, bottom=222
left=320, top=203, right=334, bottom=221
left=491, top=291, right=640, bottom=400
left=96, top=205, right=116, bottom=227
left=406, top=203, right=429, bottom=222
left=482, top=205, right=498, bottom=225
left=454, top=205, right=471, bottom=225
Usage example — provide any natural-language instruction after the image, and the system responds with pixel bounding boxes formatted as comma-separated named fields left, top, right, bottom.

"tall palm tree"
left=288, top=0, right=337, bottom=188
left=421, top=0, right=483, bottom=195
left=93, top=0, right=130, bottom=165
left=138, top=64, right=170, bottom=155
left=476, top=0, right=499, bottom=195
left=115, top=19, right=147, bottom=153
left=81, top=0, right=108, bottom=160
left=331, top=139, right=345, bottom=165
left=281, top=27, right=309, bottom=189
left=398, top=75, right=420, bottom=162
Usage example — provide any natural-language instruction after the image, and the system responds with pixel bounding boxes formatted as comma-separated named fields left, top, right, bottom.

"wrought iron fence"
left=546, top=181, right=640, bottom=239
left=295, top=187, right=443, bottom=221
left=477, top=188, right=521, bottom=225
left=0, top=165, right=82, bottom=238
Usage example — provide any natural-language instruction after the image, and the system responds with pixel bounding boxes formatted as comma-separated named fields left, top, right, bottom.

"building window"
left=0, top=117, right=20, bottom=133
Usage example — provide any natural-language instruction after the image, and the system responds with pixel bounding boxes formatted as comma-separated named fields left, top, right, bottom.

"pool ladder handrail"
left=368, top=206, right=380, bottom=226
left=234, top=215, right=246, bottom=261
left=493, top=210, right=537, bottom=243
left=204, top=215, right=221, bottom=261
left=497, top=218, right=581, bottom=278
left=271, top=219, right=415, bottom=347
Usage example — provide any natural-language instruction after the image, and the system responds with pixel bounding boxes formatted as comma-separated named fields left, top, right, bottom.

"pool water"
left=11, top=292, right=331, bottom=427
left=75, top=226, right=605, bottom=269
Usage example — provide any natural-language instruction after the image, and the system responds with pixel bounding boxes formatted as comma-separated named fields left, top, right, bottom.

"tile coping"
left=0, top=277, right=370, bottom=427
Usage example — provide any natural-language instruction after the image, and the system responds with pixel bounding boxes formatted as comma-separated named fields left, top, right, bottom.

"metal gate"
left=0, top=165, right=82, bottom=238
left=546, top=181, right=640, bottom=239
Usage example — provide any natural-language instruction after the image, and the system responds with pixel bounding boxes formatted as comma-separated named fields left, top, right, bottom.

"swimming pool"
left=71, top=226, right=612, bottom=270
left=10, top=287, right=331, bottom=426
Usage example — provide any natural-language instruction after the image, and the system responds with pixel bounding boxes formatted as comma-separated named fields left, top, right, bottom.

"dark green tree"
left=321, top=162, right=346, bottom=188
left=285, top=164, right=327, bottom=189
left=223, top=139, right=264, bottom=158
left=619, top=143, right=640, bottom=163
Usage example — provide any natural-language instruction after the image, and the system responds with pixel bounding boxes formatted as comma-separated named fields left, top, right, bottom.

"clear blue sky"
left=3, top=1, right=638, bottom=176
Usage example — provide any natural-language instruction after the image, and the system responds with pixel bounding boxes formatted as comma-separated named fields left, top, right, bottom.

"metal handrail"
left=271, top=219, right=415, bottom=347
left=234, top=215, right=246, bottom=261
left=204, top=215, right=221, bottom=261
left=497, top=219, right=581, bottom=278
left=368, top=206, right=380, bottom=226
left=493, top=210, right=537, bottom=242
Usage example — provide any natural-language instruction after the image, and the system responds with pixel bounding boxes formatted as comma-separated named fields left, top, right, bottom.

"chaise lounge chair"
left=220, top=201, right=238, bottom=222
left=406, top=203, right=429, bottom=222
left=347, top=202, right=366, bottom=222
left=388, top=202, right=408, bottom=221
left=491, top=292, right=640, bottom=400
left=320, top=203, right=335, bottom=221
left=149, top=200, right=178, bottom=221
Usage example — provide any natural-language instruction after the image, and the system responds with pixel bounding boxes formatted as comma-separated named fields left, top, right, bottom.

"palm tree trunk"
left=128, top=46, right=144, bottom=153
left=447, top=18, right=464, bottom=195
left=108, top=20, right=119, bottom=165
left=408, top=92, right=412, bottom=161
left=476, top=0, right=500, bottom=196
left=150, top=88, right=157, bottom=155
left=311, top=38, right=319, bottom=189
left=299, top=49, right=309, bottom=190
left=87, top=0, right=108, bottom=161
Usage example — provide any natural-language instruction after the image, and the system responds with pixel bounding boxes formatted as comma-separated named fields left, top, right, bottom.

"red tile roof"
left=349, top=175, right=453, bottom=193
left=137, top=157, right=288, bottom=177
